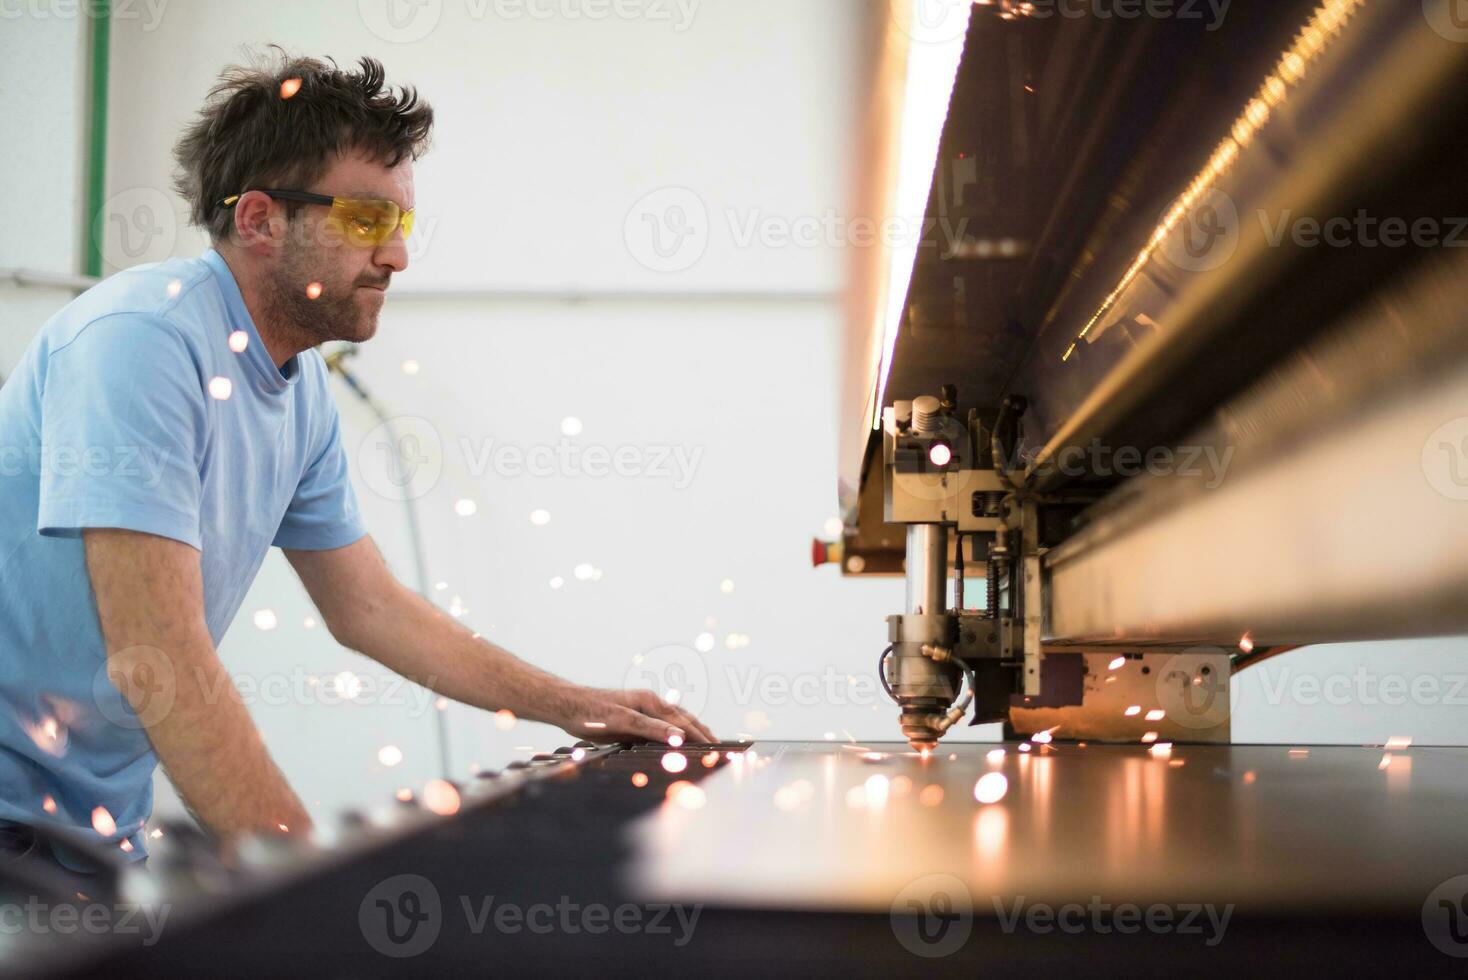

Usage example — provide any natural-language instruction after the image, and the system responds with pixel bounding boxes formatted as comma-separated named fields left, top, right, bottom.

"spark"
left=668, top=732, right=685, bottom=748
left=454, top=499, right=477, bottom=517
left=986, top=748, right=1005, bottom=764
left=397, top=788, right=414, bottom=802
left=864, top=774, right=891, bottom=807
left=1242, top=770, right=1257, bottom=784
left=208, top=377, right=233, bottom=400
left=1238, top=633, right=1255, bottom=653
left=560, top=416, right=583, bottom=436
left=42, top=796, right=57, bottom=814
left=1108, top=656, right=1127, bottom=671
left=1385, top=735, right=1412, bottom=750
left=166, top=279, right=182, bottom=298
left=695, top=632, right=715, bottom=653
left=1141, top=732, right=1158, bottom=744
left=401, top=359, right=420, bottom=375
left=423, top=779, right=461, bottom=816
left=1150, top=743, right=1174, bottom=758
left=919, top=784, right=945, bottom=807
left=305, top=282, right=322, bottom=300
left=303, top=616, right=317, bottom=629
left=332, top=671, right=362, bottom=700
left=149, top=828, right=163, bottom=839
left=253, top=608, right=277, bottom=631
left=1379, top=753, right=1392, bottom=770
left=529, top=509, right=551, bottom=526
left=720, top=579, right=735, bottom=595
left=1289, top=748, right=1310, bottom=758
left=571, top=748, right=586, bottom=761
left=92, top=807, right=116, bottom=836
left=119, top=839, right=133, bottom=852
left=1017, top=743, right=1031, bottom=753
left=279, top=77, right=302, bottom=99
left=435, top=697, right=448, bottom=711
left=774, top=779, right=815, bottom=811
left=377, top=745, right=403, bottom=767
left=1168, top=759, right=1186, bottom=768
left=667, top=781, right=705, bottom=810
left=1124, top=705, right=1141, bottom=717
left=701, top=751, right=719, bottom=768
left=574, top=564, right=596, bottom=581
left=435, top=582, right=448, bottom=591
left=824, top=517, right=843, bottom=537
left=549, top=577, right=564, bottom=590
left=583, top=721, right=606, bottom=730
left=277, top=823, right=290, bottom=833
left=974, top=772, right=1009, bottom=804
left=661, top=752, right=687, bottom=774
left=1145, top=709, right=1165, bottom=721
left=631, top=772, right=649, bottom=788
left=228, top=330, right=249, bottom=353
left=1032, top=730, right=1054, bottom=745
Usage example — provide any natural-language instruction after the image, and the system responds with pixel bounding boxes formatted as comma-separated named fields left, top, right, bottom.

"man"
left=0, top=50, right=713, bottom=875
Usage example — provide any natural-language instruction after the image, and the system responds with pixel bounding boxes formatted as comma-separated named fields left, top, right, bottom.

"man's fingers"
left=614, top=706, right=682, bottom=745
left=635, top=695, right=715, bottom=744
left=671, top=709, right=716, bottom=744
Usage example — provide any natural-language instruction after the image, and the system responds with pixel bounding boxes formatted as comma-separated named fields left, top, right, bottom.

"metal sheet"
left=629, top=740, right=1468, bottom=914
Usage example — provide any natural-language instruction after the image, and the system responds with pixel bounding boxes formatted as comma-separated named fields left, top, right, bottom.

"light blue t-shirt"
left=0, top=247, right=365, bottom=859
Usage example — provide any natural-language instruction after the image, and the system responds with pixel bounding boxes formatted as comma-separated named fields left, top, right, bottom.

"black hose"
left=878, top=644, right=897, bottom=704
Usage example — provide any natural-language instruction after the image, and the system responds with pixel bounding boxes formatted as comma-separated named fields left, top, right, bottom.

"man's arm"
left=284, top=536, right=716, bottom=745
left=85, top=528, right=311, bottom=839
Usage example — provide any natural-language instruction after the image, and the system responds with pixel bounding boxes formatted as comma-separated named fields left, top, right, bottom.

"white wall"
left=0, top=11, right=90, bottom=370
left=2, top=0, right=1464, bottom=833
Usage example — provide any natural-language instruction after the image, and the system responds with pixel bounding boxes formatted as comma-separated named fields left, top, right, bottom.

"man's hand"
left=557, top=687, right=717, bottom=745
left=286, top=537, right=718, bottom=747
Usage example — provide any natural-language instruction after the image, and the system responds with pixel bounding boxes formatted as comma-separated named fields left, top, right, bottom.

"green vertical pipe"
left=83, top=0, right=110, bottom=278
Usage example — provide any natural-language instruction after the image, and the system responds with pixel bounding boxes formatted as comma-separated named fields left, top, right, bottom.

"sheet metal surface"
left=630, top=740, right=1468, bottom=914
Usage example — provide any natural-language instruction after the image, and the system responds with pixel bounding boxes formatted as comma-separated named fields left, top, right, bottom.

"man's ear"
left=228, top=190, right=288, bottom=255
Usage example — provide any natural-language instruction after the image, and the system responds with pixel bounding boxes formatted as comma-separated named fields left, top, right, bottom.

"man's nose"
left=374, top=227, right=410, bottom=274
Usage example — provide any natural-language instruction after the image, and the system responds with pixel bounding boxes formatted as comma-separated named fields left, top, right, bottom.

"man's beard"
left=260, top=239, right=380, bottom=349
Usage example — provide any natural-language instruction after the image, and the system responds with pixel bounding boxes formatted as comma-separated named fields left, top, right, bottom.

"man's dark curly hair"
left=173, top=46, right=434, bottom=242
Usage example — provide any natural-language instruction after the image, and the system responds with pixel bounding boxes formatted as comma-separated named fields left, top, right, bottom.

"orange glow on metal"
left=1062, top=0, right=1367, bottom=362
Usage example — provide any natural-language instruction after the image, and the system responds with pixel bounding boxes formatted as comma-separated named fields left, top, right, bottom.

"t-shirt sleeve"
left=37, top=314, right=207, bottom=549
left=271, top=398, right=367, bottom=551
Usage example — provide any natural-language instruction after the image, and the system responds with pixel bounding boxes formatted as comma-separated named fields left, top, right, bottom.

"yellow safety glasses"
left=218, top=189, right=415, bottom=247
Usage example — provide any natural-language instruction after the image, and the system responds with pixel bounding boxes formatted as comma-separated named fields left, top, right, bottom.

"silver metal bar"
left=1045, top=247, right=1468, bottom=646
left=0, top=268, right=101, bottom=292
left=904, top=524, right=948, bottom=616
